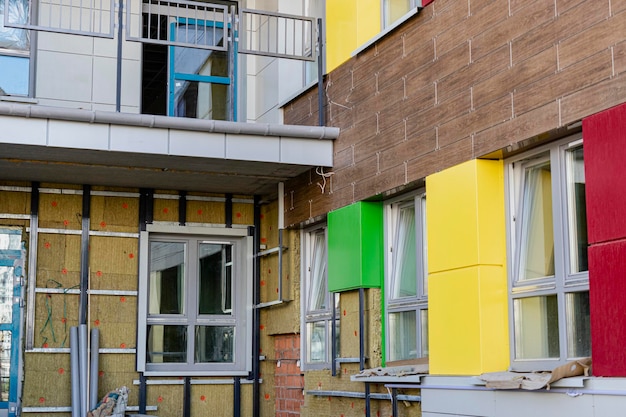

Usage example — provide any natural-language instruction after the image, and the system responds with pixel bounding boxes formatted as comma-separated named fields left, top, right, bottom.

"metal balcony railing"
left=3, top=0, right=115, bottom=37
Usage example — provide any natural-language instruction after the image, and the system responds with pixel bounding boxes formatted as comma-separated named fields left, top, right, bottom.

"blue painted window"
left=169, top=19, right=236, bottom=121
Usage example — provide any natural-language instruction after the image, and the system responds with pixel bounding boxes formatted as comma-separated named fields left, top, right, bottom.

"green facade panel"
left=327, top=201, right=383, bottom=292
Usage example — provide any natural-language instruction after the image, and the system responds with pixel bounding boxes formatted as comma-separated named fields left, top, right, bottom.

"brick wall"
left=274, top=334, right=305, bottom=417
left=283, top=0, right=626, bottom=226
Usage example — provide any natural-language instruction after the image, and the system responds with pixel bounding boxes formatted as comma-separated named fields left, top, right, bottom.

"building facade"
left=285, top=1, right=626, bottom=417
left=2, top=0, right=626, bottom=417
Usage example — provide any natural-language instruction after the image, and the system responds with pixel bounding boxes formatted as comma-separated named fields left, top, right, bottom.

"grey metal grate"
left=3, top=0, right=115, bottom=38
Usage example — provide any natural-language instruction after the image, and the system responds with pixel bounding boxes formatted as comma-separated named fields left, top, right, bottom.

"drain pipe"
left=70, top=327, right=80, bottom=417
left=359, top=288, right=371, bottom=417
left=89, top=328, right=99, bottom=409
left=251, top=196, right=261, bottom=417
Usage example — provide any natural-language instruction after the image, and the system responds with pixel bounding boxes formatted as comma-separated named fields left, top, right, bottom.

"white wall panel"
left=36, top=50, right=94, bottom=103
left=226, top=135, right=280, bottom=162
left=109, top=125, right=169, bottom=154
left=169, top=131, right=225, bottom=158
left=0, top=115, right=47, bottom=145
left=47, top=120, right=109, bottom=150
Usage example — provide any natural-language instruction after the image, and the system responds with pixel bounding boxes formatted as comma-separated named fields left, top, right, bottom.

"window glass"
left=390, top=205, right=417, bottom=298
left=383, top=0, right=412, bottom=27
left=566, top=146, right=588, bottom=274
left=0, top=55, right=28, bottom=95
left=513, top=295, right=559, bottom=359
left=195, top=326, right=234, bottom=363
left=566, top=291, right=591, bottom=358
left=0, top=0, right=29, bottom=50
left=308, top=230, right=328, bottom=311
left=518, top=159, right=554, bottom=281
left=0, top=331, right=9, bottom=401
left=198, top=243, right=232, bottom=315
left=147, top=324, right=187, bottom=363
left=388, top=310, right=417, bottom=361
left=149, top=242, right=186, bottom=315
left=306, top=321, right=327, bottom=363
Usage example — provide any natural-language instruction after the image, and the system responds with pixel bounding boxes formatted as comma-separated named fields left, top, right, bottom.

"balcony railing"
left=4, top=0, right=317, bottom=60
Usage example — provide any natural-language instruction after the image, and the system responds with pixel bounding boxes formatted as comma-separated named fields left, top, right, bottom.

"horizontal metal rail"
left=126, top=0, right=229, bottom=50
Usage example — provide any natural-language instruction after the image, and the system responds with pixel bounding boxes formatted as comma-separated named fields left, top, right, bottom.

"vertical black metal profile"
left=317, top=17, right=325, bottom=127
left=225, top=193, right=233, bottom=228
left=138, top=188, right=153, bottom=413
left=25, top=182, right=40, bottom=350
left=179, top=190, right=187, bottom=226
left=252, top=196, right=261, bottom=417
left=233, top=377, right=241, bottom=417
left=183, top=377, right=191, bottom=417
left=139, top=188, right=154, bottom=231
left=138, top=373, right=147, bottom=414
left=78, top=185, right=91, bottom=325
left=359, top=288, right=365, bottom=370
left=359, top=288, right=370, bottom=417
left=391, top=387, right=399, bottom=417
left=331, top=292, right=337, bottom=376
left=115, top=0, right=123, bottom=112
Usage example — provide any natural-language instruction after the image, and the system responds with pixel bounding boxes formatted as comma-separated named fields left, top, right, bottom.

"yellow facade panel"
left=326, top=0, right=380, bottom=72
left=426, top=159, right=505, bottom=274
left=429, top=265, right=509, bottom=375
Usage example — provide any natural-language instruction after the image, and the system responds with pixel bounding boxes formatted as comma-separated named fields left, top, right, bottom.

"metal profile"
left=0, top=214, right=30, bottom=220
left=239, top=8, right=316, bottom=61
left=125, top=0, right=229, bottom=50
left=3, top=0, right=115, bottom=38
left=22, top=405, right=157, bottom=413
left=35, top=288, right=138, bottom=296
left=25, top=182, right=39, bottom=350
left=26, top=347, right=136, bottom=353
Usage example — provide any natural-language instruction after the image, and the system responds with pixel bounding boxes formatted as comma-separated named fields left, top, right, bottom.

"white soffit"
left=0, top=104, right=338, bottom=195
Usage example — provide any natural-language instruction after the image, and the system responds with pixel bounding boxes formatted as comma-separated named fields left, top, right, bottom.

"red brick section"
left=274, top=334, right=304, bottom=417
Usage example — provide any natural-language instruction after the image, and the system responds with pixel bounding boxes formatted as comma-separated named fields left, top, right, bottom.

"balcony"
left=0, top=0, right=334, bottom=195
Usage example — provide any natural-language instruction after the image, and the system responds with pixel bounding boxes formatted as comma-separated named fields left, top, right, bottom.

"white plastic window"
left=301, top=224, right=339, bottom=369
left=384, top=192, right=428, bottom=362
left=507, top=135, right=590, bottom=370
left=137, top=225, right=252, bottom=376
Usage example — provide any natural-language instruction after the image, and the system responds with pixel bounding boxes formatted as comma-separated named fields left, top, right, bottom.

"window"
left=0, top=0, right=30, bottom=95
left=137, top=225, right=252, bottom=376
left=506, top=134, right=589, bottom=371
left=301, top=224, right=339, bottom=369
left=382, top=0, right=419, bottom=29
left=384, top=192, right=428, bottom=363
left=141, top=0, right=237, bottom=120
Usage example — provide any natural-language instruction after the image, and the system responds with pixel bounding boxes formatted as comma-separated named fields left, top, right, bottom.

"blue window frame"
left=168, top=18, right=237, bottom=121
left=0, top=229, right=24, bottom=416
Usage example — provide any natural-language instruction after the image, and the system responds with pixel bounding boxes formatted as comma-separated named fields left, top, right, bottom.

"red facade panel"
left=589, top=241, right=626, bottom=376
left=584, top=102, right=626, bottom=376
left=583, top=103, right=626, bottom=245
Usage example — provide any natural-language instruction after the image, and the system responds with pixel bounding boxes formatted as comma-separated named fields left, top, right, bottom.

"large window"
left=137, top=225, right=252, bottom=376
left=384, top=192, right=428, bottom=363
left=506, top=134, right=589, bottom=371
left=0, top=0, right=30, bottom=95
left=301, top=224, right=339, bottom=369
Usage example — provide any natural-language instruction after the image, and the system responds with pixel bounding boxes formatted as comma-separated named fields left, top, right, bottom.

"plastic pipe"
left=70, top=327, right=80, bottom=417
left=89, top=328, right=99, bottom=409
left=78, top=325, right=88, bottom=417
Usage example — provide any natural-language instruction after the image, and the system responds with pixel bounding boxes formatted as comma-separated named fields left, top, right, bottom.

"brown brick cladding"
left=283, top=0, right=626, bottom=226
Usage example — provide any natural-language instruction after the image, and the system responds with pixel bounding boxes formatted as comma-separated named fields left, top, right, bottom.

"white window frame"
left=384, top=191, right=428, bottom=363
left=137, top=224, right=252, bottom=376
left=300, top=223, right=338, bottom=370
left=505, top=133, right=590, bottom=371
